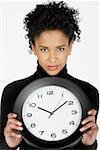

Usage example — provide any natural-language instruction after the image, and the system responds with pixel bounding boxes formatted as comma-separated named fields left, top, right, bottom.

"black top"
left=0, top=63, right=99, bottom=150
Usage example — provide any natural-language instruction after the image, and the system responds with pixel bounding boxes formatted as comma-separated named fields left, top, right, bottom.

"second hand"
left=48, top=93, right=64, bottom=118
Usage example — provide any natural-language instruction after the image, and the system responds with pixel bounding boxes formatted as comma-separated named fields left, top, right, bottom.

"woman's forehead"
left=34, top=30, right=69, bottom=45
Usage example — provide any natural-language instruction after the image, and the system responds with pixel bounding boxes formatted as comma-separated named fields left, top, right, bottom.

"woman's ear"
left=32, top=44, right=37, bottom=55
left=68, top=41, right=73, bottom=55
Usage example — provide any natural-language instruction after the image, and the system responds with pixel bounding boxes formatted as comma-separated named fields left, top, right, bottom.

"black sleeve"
left=73, top=84, right=99, bottom=150
left=72, top=140, right=98, bottom=150
left=0, top=76, right=35, bottom=150
left=0, top=82, right=23, bottom=149
left=67, top=78, right=99, bottom=150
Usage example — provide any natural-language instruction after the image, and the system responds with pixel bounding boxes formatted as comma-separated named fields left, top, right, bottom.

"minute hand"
left=52, top=100, right=68, bottom=114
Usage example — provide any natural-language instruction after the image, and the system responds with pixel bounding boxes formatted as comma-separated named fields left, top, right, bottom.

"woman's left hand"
left=80, top=109, right=98, bottom=145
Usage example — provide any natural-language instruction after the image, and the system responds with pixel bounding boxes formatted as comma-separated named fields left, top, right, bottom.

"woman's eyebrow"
left=39, top=45, right=48, bottom=48
left=56, top=44, right=67, bottom=48
left=39, top=44, right=67, bottom=48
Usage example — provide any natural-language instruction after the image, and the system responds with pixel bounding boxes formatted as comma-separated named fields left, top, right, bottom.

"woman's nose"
left=49, top=51, right=56, bottom=61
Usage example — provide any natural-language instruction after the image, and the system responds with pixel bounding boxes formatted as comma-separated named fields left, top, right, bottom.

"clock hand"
left=53, top=100, right=68, bottom=113
left=48, top=100, right=68, bottom=118
left=51, top=94, right=63, bottom=113
left=38, top=107, right=52, bottom=115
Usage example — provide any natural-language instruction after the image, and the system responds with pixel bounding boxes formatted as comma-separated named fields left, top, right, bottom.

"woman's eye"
left=57, top=48, right=65, bottom=52
left=40, top=48, right=48, bottom=52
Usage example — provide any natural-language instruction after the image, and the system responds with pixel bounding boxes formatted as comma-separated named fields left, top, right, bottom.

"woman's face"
left=32, top=30, right=73, bottom=76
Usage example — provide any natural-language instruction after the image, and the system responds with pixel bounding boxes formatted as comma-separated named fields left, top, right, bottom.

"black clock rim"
left=13, top=77, right=91, bottom=149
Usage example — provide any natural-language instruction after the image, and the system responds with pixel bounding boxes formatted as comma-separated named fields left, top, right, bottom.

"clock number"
left=47, top=91, right=54, bottom=95
left=69, top=121, right=75, bottom=125
left=39, top=131, right=44, bottom=135
left=62, top=93, right=64, bottom=98
left=51, top=133, right=56, bottom=138
left=62, top=129, right=67, bottom=134
left=38, top=94, right=42, bottom=99
left=72, top=110, right=77, bottom=115
left=26, top=113, right=32, bottom=118
left=30, top=123, right=36, bottom=128
left=29, top=103, right=36, bottom=108
left=68, top=101, right=73, bottom=105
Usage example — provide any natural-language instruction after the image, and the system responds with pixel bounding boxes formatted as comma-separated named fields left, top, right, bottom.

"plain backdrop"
left=0, top=0, right=100, bottom=149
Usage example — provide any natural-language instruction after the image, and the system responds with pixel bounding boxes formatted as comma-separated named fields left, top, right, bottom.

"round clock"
left=13, top=77, right=91, bottom=149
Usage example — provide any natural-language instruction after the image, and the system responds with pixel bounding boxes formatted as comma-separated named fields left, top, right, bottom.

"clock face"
left=13, top=77, right=91, bottom=149
left=22, top=85, right=82, bottom=142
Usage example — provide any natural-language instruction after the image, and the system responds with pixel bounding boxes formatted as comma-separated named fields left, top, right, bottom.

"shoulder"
left=67, top=74, right=98, bottom=94
left=67, top=74, right=99, bottom=111
left=2, top=74, right=35, bottom=99
left=1, top=74, right=36, bottom=115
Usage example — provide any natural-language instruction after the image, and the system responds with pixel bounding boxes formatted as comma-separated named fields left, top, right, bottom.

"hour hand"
left=38, top=107, right=52, bottom=115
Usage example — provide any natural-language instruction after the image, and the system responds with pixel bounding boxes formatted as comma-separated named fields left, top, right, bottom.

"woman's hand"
left=4, top=113, right=23, bottom=148
left=80, top=109, right=98, bottom=145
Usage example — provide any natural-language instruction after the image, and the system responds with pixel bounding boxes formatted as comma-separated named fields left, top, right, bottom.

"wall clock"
left=13, top=77, right=91, bottom=149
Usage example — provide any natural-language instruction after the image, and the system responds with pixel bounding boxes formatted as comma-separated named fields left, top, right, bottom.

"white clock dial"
left=22, top=85, right=82, bottom=141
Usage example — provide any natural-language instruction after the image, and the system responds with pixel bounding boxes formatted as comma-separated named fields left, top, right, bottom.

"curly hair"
left=23, top=1, right=81, bottom=50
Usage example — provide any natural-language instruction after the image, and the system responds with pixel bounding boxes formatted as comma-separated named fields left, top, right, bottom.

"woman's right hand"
left=4, top=113, right=23, bottom=148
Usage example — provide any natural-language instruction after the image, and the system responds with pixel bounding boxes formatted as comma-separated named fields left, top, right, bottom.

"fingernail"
left=80, top=128, right=84, bottom=132
left=19, top=127, right=23, bottom=130
left=93, top=113, right=96, bottom=116
left=18, top=122, right=22, bottom=126
left=81, top=121, right=85, bottom=125
left=88, top=111, right=91, bottom=115
left=17, top=134, right=21, bottom=138
left=14, top=114, right=17, bottom=117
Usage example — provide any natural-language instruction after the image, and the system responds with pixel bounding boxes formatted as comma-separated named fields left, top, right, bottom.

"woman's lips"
left=48, top=65, right=59, bottom=71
